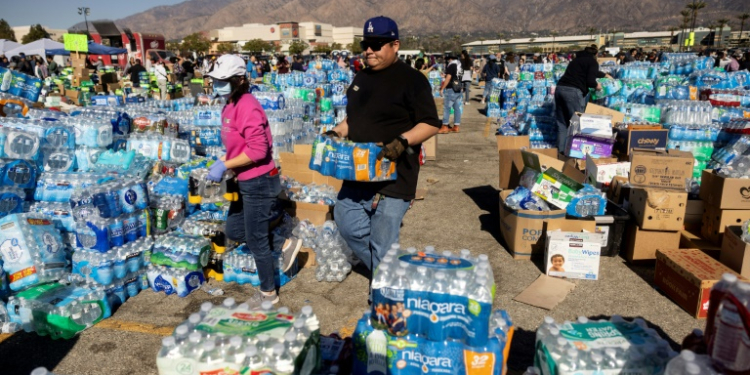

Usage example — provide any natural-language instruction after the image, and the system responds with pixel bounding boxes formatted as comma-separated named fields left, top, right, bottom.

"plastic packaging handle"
left=0, top=99, right=29, bottom=117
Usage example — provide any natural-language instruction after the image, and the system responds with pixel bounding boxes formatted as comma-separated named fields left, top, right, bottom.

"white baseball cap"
left=206, top=55, right=246, bottom=80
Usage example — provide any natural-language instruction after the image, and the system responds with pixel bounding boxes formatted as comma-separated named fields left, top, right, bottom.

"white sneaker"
left=465, top=102, right=470, bottom=105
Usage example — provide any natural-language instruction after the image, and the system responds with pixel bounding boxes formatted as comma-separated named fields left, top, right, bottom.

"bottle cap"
left=680, top=350, right=696, bottom=361
left=590, top=352, right=603, bottom=362
left=277, top=307, right=290, bottom=314
left=456, top=270, right=467, bottom=278
left=175, top=325, right=189, bottom=336
left=544, top=316, right=555, bottom=325
left=230, top=336, right=243, bottom=347
left=722, top=273, right=738, bottom=283
left=442, top=251, right=452, bottom=257
left=301, top=305, right=313, bottom=316
left=257, top=334, right=269, bottom=342
left=261, top=301, right=273, bottom=310
left=245, top=345, right=258, bottom=357
left=203, top=341, right=215, bottom=351
left=162, top=336, right=176, bottom=346
left=577, top=316, right=588, bottom=324
left=223, top=297, right=236, bottom=307
left=294, top=320, right=305, bottom=328
left=273, top=343, right=285, bottom=355
left=566, top=348, right=578, bottom=357
left=396, top=268, right=406, bottom=276
left=285, top=331, right=297, bottom=342
left=189, top=332, right=202, bottom=342
left=685, top=363, right=700, bottom=375
left=189, top=313, right=201, bottom=324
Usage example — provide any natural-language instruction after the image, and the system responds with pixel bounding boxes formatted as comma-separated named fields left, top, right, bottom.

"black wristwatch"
left=398, top=135, right=414, bottom=155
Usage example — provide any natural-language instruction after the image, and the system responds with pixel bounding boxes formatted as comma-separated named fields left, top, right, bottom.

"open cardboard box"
left=584, top=154, right=630, bottom=188
left=496, top=135, right=558, bottom=189
left=499, top=190, right=594, bottom=260
left=721, top=226, right=750, bottom=278
left=700, top=169, right=750, bottom=210
left=521, top=150, right=585, bottom=210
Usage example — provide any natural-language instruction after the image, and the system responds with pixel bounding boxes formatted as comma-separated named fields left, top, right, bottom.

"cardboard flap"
left=585, top=103, right=625, bottom=124
left=545, top=168, right=584, bottom=192
left=514, top=275, right=576, bottom=310
left=547, top=219, right=597, bottom=233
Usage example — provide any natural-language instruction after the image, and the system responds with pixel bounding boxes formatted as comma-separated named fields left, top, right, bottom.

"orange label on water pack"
left=353, top=146, right=370, bottom=181
left=199, top=368, right=239, bottom=375
left=463, top=350, right=495, bottom=375
left=9, top=266, right=36, bottom=282
left=158, top=142, right=164, bottom=160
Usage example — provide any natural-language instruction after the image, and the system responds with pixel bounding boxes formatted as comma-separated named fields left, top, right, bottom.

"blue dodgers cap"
left=363, top=16, right=399, bottom=40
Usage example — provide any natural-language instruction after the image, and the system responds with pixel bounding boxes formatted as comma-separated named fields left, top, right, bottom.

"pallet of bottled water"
left=149, top=232, right=211, bottom=271
left=6, top=282, right=111, bottom=339
left=353, top=309, right=513, bottom=375
left=534, top=316, right=677, bottom=375
left=178, top=215, right=229, bottom=252
left=0, top=214, right=68, bottom=292
left=222, top=244, right=298, bottom=288
left=370, top=245, right=495, bottom=346
left=156, top=299, right=321, bottom=375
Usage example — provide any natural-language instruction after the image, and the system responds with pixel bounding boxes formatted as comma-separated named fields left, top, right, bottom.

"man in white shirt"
left=152, top=59, right=169, bottom=100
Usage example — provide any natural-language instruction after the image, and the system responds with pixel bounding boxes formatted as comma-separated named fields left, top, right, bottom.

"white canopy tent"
left=5, top=38, right=64, bottom=58
left=0, top=39, right=20, bottom=55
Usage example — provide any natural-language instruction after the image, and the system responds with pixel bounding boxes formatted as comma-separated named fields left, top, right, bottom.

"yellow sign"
left=63, top=34, right=88, bottom=52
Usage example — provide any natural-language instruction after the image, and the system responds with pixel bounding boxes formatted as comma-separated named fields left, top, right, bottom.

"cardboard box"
left=562, top=156, right=618, bottom=171
left=280, top=144, right=342, bottom=225
left=629, top=149, right=694, bottom=190
left=702, top=206, right=750, bottom=245
left=585, top=103, right=625, bottom=124
left=623, top=226, right=681, bottom=261
left=64, top=89, right=79, bottom=105
left=614, top=127, right=668, bottom=156
left=497, top=135, right=558, bottom=189
left=585, top=154, right=630, bottom=188
left=655, top=249, right=744, bottom=319
left=607, top=176, right=632, bottom=206
left=680, top=229, right=722, bottom=259
left=721, top=226, right=750, bottom=278
left=74, top=68, right=91, bottom=81
left=499, top=190, right=566, bottom=260
left=70, top=54, right=87, bottom=69
left=628, top=188, right=688, bottom=231
left=423, top=136, right=437, bottom=161
left=700, top=170, right=750, bottom=210
left=521, top=150, right=585, bottom=209
left=545, top=231, right=603, bottom=280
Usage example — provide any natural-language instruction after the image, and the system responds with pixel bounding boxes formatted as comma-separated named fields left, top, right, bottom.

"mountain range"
left=98, top=0, right=747, bottom=40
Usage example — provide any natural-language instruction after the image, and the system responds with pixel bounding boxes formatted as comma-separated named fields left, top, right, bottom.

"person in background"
left=17, top=53, right=33, bottom=75
left=480, top=55, right=501, bottom=104
left=0, top=55, right=9, bottom=68
left=92, top=56, right=104, bottom=72
left=46, top=56, right=58, bottom=77
left=182, top=56, right=195, bottom=83
left=439, top=53, right=463, bottom=134
left=124, top=57, right=135, bottom=72
left=291, top=55, right=305, bottom=72
left=740, top=52, right=750, bottom=72
left=726, top=51, right=741, bottom=72
left=261, top=60, right=271, bottom=76
left=405, top=56, right=412, bottom=68
left=326, top=16, right=440, bottom=274
left=416, top=57, right=434, bottom=78
left=205, top=54, right=302, bottom=307
left=172, top=56, right=185, bottom=83
left=247, top=55, right=259, bottom=80
left=276, top=55, right=290, bottom=73
left=152, top=59, right=169, bottom=100
left=34, top=57, right=47, bottom=79
left=125, top=59, right=147, bottom=87
left=717, top=51, right=732, bottom=70
left=555, top=45, right=608, bottom=150
left=624, top=48, right=636, bottom=63
left=505, top=52, right=518, bottom=78
left=460, top=50, right=473, bottom=105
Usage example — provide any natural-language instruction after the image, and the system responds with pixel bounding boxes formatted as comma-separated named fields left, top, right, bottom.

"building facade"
left=210, top=21, right=357, bottom=54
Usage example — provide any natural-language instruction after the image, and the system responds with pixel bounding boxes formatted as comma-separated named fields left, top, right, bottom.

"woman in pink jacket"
left=206, top=55, right=301, bottom=307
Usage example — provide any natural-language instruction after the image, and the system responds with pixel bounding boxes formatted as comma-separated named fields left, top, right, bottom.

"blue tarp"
left=47, top=41, right=127, bottom=56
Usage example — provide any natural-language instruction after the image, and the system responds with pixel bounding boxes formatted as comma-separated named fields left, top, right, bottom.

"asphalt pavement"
left=0, top=85, right=704, bottom=375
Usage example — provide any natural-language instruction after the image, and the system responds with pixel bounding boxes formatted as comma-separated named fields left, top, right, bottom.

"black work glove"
left=378, top=135, right=409, bottom=161
left=323, top=130, right=339, bottom=138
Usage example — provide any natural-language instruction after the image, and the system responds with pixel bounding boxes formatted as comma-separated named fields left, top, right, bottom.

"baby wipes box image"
left=545, top=231, right=603, bottom=280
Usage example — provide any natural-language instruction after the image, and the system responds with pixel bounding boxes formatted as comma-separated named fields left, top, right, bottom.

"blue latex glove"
left=207, top=160, right=227, bottom=182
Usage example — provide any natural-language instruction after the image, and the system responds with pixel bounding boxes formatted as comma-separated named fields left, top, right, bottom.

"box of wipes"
left=545, top=231, right=603, bottom=280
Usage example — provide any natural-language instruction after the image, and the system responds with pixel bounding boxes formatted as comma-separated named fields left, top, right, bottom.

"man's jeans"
left=443, top=90, right=463, bottom=125
left=334, top=186, right=411, bottom=271
left=225, top=171, right=286, bottom=292
left=554, top=85, right=586, bottom=150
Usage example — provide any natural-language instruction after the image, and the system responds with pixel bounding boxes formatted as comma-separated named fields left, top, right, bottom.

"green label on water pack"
left=197, top=308, right=295, bottom=338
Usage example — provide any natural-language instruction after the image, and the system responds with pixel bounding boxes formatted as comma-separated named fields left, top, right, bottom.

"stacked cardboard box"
left=622, top=150, right=694, bottom=261
left=700, top=170, right=750, bottom=246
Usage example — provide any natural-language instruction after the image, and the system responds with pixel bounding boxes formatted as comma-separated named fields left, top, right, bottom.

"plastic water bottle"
left=710, top=281, right=750, bottom=373
left=271, top=343, right=294, bottom=373
left=156, top=336, right=181, bottom=375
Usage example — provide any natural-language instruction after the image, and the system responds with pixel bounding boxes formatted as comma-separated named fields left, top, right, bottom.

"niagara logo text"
left=402, top=350, right=452, bottom=368
left=406, top=297, right=466, bottom=315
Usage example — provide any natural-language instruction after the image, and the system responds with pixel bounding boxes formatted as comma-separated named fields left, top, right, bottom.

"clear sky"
left=5, top=0, right=187, bottom=29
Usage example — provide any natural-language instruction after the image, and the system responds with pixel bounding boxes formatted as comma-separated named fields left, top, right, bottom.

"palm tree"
left=668, top=26, right=678, bottom=48
left=738, top=13, right=750, bottom=47
left=550, top=31, right=558, bottom=52
left=679, top=9, right=692, bottom=50
left=686, top=1, right=706, bottom=33
left=716, top=18, right=729, bottom=48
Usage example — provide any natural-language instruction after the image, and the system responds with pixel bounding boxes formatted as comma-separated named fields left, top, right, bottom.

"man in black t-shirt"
left=326, top=16, right=441, bottom=273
